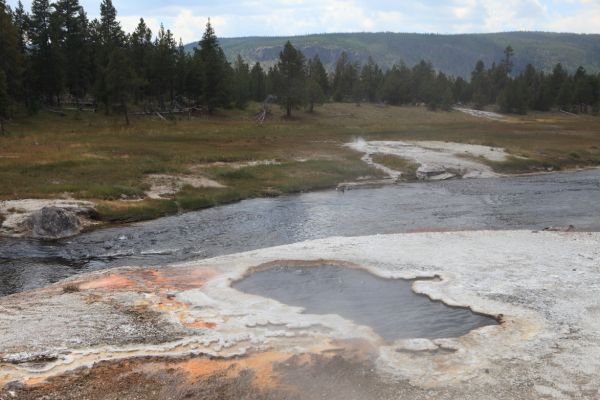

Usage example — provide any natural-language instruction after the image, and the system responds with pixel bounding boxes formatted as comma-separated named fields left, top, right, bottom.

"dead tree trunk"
left=124, top=103, right=130, bottom=125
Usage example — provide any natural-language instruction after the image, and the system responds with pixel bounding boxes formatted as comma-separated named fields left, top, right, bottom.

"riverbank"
left=1, top=230, right=598, bottom=399
left=2, top=103, right=600, bottom=235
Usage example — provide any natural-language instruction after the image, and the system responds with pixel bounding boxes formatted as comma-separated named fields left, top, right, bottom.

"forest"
left=1, top=0, right=600, bottom=132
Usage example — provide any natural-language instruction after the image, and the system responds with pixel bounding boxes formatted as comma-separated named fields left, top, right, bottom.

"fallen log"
left=46, top=109, right=67, bottom=117
left=559, top=109, right=578, bottom=117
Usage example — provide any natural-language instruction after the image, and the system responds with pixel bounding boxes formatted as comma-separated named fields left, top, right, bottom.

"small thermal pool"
left=234, top=265, right=497, bottom=341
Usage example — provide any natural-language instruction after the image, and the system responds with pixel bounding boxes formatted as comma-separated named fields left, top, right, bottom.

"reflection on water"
left=1, top=169, right=599, bottom=296
left=234, top=265, right=497, bottom=340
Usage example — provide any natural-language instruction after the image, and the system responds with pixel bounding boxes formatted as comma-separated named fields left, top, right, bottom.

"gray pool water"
left=234, top=265, right=498, bottom=340
left=1, top=169, right=599, bottom=296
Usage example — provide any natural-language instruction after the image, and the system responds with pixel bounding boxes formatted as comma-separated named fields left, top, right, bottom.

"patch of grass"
left=485, top=156, right=556, bottom=174
left=96, top=199, right=178, bottom=223
left=62, top=284, right=80, bottom=293
left=177, top=188, right=245, bottom=211
left=371, top=154, right=420, bottom=180
left=215, top=168, right=257, bottom=180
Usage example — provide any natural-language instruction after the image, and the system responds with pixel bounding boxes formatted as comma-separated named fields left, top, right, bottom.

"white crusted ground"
left=454, top=107, right=506, bottom=121
left=347, top=138, right=510, bottom=179
left=1, top=231, right=599, bottom=399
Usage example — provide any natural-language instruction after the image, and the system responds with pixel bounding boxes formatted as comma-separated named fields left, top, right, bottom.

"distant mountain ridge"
left=185, top=31, right=600, bottom=78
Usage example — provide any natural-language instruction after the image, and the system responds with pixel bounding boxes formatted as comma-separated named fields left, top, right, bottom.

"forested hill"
left=186, top=31, right=600, bottom=78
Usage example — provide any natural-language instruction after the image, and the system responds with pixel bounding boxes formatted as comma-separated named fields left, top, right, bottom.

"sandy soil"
left=144, top=174, right=226, bottom=199
left=1, top=231, right=598, bottom=399
left=347, top=139, right=510, bottom=180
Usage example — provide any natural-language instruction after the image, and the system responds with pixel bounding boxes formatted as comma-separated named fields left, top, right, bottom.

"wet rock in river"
left=416, top=164, right=457, bottom=181
left=25, top=207, right=82, bottom=239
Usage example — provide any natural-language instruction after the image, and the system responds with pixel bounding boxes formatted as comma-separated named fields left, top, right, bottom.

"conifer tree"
left=309, top=55, right=329, bottom=97
left=129, top=18, right=153, bottom=102
left=94, top=0, right=124, bottom=113
left=360, top=57, right=383, bottom=102
left=152, top=24, right=177, bottom=108
left=12, top=1, right=29, bottom=52
left=380, top=62, right=411, bottom=105
left=249, top=62, right=266, bottom=102
left=332, top=52, right=359, bottom=102
left=471, top=60, right=488, bottom=109
left=0, top=0, right=23, bottom=107
left=198, top=19, right=231, bottom=113
left=232, top=55, right=251, bottom=109
left=55, top=0, right=90, bottom=102
left=174, top=39, right=190, bottom=103
left=273, top=41, right=306, bottom=117
left=0, top=68, right=8, bottom=134
left=29, top=0, right=58, bottom=103
left=306, top=56, right=326, bottom=112
left=106, top=48, right=136, bottom=124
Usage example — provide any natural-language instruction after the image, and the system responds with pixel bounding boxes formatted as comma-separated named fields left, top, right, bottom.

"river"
left=1, top=169, right=599, bottom=296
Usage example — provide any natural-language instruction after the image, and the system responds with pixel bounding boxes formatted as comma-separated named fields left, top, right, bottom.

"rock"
left=543, top=225, right=575, bottom=232
left=26, top=206, right=81, bottom=239
left=416, top=164, right=457, bottom=181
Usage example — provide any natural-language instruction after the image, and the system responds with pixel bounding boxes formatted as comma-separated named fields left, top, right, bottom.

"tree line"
left=1, top=0, right=599, bottom=132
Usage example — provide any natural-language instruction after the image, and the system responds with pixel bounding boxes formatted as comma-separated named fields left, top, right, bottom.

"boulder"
left=26, top=206, right=81, bottom=239
left=416, top=164, right=457, bottom=181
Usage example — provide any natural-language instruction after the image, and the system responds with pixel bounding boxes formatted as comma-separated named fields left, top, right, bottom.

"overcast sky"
left=7, top=0, right=600, bottom=43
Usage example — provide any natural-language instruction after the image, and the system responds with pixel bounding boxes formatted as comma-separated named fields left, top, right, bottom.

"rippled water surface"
left=1, top=169, right=599, bottom=296
left=234, top=265, right=497, bottom=340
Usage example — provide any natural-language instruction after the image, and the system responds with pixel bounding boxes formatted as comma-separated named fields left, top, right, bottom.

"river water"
left=1, top=169, right=599, bottom=296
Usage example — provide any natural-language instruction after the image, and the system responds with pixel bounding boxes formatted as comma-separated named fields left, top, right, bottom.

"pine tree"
left=360, top=57, right=383, bottom=102
left=174, top=39, right=190, bottom=104
left=232, top=55, right=251, bottom=109
left=0, top=68, right=8, bottom=134
left=498, top=78, right=527, bottom=114
left=427, top=72, right=454, bottom=111
left=0, top=0, right=23, bottom=107
left=411, top=60, right=435, bottom=104
left=198, top=19, right=231, bottom=113
left=12, top=1, right=29, bottom=52
left=129, top=18, right=153, bottom=103
left=274, top=41, right=306, bottom=117
left=503, top=45, right=514, bottom=77
left=54, top=0, right=90, bottom=102
left=249, top=62, right=266, bottom=102
left=94, top=0, right=124, bottom=113
left=453, top=76, right=471, bottom=104
left=187, top=47, right=203, bottom=104
left=306, top=56, right=326, bottom=112
left=106, top=48, right=136, bottom=124
left=471, top=60, right=489, bottom=109
left=549, top=64, right=567, bottom=104
left=380, top=62, right=411, bottom=105
left=332, top=52, right=359, bottom=102
left=152, top=24, right=177, bottom=108
left=98, top=0, right=122, bottom=48
left=309, top=55, right=329, bottom=97
left=29, top=0, right=59, bottom=104
left=557, top=77, right=574, bottom=111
